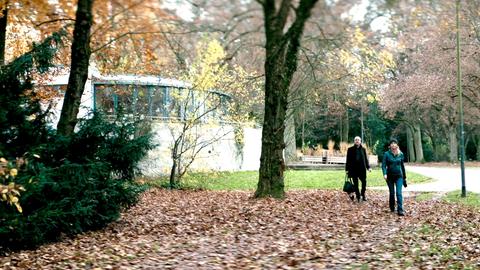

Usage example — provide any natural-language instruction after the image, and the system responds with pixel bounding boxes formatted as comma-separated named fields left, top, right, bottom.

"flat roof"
left=93, top=74, right=190, bottom=88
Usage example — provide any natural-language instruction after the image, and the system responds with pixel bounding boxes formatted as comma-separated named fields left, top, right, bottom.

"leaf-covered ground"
left=2, top=189, right=480, bottom=269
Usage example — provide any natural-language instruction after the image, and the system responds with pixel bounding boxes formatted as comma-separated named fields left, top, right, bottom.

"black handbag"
left=343, top=174, right=355, bottom=193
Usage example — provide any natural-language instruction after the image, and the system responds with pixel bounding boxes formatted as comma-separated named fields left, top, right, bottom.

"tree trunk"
left=339, top=115, right=343, bottom=143
left=475, top=135, right=480, bottom=161
left=448, top=125, right=458, bottom=162
left=0, top=4, right=8, bottom=66
left=342, top=109, right=349, bottom=143
left=169, top=158, right=177, bottom=188
left=301, top=106, right=305, bottom=150
left=255, top=0, right=318, bottom=198
left=360, top=103, right=364, bottom=143
left=430, top=136, right=439, bottom=161
left=413, top=123, right=424, bottom=162
left=284, top=106, right=296, bottom=163
left=256, top=57, right=290, bottom=198
left=406, top=124, right=415, bottom=162
left=56, top=0, right=94, bottom=136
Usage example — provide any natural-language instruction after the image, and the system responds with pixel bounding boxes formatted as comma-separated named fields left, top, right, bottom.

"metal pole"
left=456, top=0, right=466, bottom=197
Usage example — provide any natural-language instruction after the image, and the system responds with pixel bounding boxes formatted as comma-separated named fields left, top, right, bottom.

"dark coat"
left=345, top=145, right=370, bottom=177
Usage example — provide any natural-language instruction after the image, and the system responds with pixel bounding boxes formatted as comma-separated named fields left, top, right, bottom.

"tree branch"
left=35, top=18, right=75, bottom=27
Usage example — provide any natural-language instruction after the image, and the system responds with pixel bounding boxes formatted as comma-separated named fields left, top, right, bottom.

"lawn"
left=150, top=168, right=432, bottom=191
left=444, top=191, right=480, bottom=208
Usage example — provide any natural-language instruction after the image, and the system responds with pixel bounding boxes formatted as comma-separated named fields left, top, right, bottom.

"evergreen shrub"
left=0, top=32, right=154, bottom=252
left=0, top=113, right=154, bottom=252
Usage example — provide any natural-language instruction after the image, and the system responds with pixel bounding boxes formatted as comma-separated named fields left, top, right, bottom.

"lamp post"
left=455, top=0, right=466, bottom=197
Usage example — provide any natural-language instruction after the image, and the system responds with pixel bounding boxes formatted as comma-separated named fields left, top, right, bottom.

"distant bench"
left=326, top=156, right=347, bottom=164
left=301, top=156, right=325, bottom=164
left=300, top=155, right=346, bottom=164
left=300, top=155, right=378, bottom=166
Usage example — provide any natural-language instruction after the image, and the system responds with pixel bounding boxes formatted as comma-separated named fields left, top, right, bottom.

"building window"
left=150, top=86, right=166, bottom=118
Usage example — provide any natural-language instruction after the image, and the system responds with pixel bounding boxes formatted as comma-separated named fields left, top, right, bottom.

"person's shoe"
left=398, top=211, right=405, bottom=216
left=349, top=194, right=355, bottom=201
left=361, top=196, right=367, bottom=202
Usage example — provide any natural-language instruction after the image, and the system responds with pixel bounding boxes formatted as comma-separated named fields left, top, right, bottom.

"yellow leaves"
left=339, top=49, right=358, bottom=68
left=9, top=194, right=18, bottom=203
left=378, top=50, right=395, bottom=68
left=366, top=93, right=379, bottom=103
left=353, top=27, right=366, bottom=44
left=26, top=114, right=36, bottom=121
left=189, top=39, right=228, bottom=92
left=14, top=202, right=22, bottom=213
left=0, top=157, right=26, bottom=213
left=9, top=168, right=17, bottom=177
left=339, top=28, right=396, bottom=89
left=0, top=183, right=25, bottom=213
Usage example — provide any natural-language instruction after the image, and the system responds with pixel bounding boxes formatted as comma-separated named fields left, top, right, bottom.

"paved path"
left=374, top=165, right=480, bottom=193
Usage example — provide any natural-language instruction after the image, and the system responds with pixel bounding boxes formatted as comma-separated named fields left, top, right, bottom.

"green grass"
left=443, top=191, right=480, bottom=208
left=415, top=192, right=436, bottom=201
left=148, top=168, right=433, bottom=191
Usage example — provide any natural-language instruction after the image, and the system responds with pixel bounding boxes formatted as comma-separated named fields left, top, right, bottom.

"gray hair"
left=354, top=136, right=362, bottom=142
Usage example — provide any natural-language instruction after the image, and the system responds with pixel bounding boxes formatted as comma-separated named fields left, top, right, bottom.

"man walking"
left=346, top=136, right=371, bottom=202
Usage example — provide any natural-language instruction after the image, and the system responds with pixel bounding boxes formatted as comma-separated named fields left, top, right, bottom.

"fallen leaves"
left=1, top=189, right=479, bottom=269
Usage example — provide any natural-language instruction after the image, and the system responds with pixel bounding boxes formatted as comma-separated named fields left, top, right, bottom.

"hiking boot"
left=349, top=194, right=355, bottom=201
left=398, top=211, right=405, bottom=216
left=361, top=196, right=367, bottom=202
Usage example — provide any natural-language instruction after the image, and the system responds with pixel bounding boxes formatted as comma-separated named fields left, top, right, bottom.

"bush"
left=0, top=113, right=154, bottom=252
left=0, top=32, right=64, bottom=158
left=0, top=33, right=154, bottom=252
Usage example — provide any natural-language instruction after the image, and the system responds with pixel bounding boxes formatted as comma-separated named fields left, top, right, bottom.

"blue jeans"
left=386, top=177, right=403, bottom=213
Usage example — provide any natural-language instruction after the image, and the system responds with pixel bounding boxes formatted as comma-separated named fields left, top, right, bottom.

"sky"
left=162, top=0, right=195, bottom=21
left=346, top=0, right=390, bottom=32
left=163, top=0, right=389, bottom=32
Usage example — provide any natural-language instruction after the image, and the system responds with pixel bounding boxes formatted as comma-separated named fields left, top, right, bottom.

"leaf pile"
left=1, top=189, right=479, bottom=269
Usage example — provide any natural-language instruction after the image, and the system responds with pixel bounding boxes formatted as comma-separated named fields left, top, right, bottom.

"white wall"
left=137, top=122, right=262, bottom=177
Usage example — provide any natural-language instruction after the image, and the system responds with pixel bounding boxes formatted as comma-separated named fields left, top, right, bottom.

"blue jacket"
left=382, top=150, right=406, bottom=179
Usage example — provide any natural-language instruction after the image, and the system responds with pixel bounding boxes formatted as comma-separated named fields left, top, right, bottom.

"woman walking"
left=382, top=139, right=407, bottom=216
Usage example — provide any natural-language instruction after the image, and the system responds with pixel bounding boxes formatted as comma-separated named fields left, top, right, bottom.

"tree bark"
left=301, top=106, right=305, bottom=150
left=360, top=103, right=364, bottom=142
left=169, top=158, right=177, bottom=188
left=284, top=105, right=297, bottom=163
left=255, top=0, right=318, bottom=198
left=475, top=135, right=480, bottom=161
left=342, top=109, right=349, bottom=143
left=57, top=0, right=94, bottom=136
left=0, top=3, right=8, bottom=66
left=448, top=125, right=458, bottom=162
left=406, top=124, right=415, bottom=162
left=413, top=123, right=424, bottom=162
